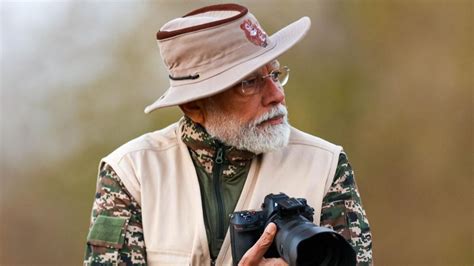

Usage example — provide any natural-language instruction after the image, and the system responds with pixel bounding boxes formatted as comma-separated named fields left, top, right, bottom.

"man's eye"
left=270, top=71, right=281, bottom=81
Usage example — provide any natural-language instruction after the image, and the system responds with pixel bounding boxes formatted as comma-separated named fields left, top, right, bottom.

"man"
left=84, top=3, right=372, bottom=265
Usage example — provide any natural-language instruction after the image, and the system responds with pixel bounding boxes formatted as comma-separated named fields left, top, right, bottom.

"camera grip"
left=229, top=211, right=264, bottom=266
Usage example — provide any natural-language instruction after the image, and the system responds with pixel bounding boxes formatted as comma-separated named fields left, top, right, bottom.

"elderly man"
left=84, top=3, right=372, bottom=266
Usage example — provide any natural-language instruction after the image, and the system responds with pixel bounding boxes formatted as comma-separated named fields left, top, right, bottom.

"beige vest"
left=101, top=122, right=342, bottom=266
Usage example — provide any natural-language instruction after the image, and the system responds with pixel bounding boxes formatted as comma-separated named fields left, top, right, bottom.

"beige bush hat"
left=144, top=3, right=311, bottom=113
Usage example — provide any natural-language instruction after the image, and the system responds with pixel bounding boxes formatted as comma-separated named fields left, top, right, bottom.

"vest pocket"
left=147, top=250, right=191, bottom=265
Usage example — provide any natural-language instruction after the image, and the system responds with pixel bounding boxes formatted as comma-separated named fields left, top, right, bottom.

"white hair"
left=204, top=102, right=290, bottom=154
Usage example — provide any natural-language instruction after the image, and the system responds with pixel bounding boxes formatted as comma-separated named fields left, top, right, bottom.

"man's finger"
left=260, top=258, right=288, bottom=266
left=238, top=223, right=277, bottom=265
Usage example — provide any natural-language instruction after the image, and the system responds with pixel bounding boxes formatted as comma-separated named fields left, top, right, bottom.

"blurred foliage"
left=1, top=0, right=472, bottom=265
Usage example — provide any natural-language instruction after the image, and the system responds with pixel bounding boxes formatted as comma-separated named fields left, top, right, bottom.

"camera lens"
left=274, top=219, right=356, bottom=266
left=297, top=232, right=344, bottom=265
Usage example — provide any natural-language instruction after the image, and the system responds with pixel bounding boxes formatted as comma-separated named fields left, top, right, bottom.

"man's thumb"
left=238, top=223, right=278, bottom=265
left=253, top=223, right=277, bottom=254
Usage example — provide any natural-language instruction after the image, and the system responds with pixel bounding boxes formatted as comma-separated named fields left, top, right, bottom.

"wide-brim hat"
left=144, top=3, right=311, bottom=113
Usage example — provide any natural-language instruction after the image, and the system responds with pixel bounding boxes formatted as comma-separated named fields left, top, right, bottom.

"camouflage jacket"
left=84, top=117, right=372, bottom=265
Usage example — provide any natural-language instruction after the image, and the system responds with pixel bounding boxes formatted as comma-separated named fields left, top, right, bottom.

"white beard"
left=204, top=104, right=291, bottom=154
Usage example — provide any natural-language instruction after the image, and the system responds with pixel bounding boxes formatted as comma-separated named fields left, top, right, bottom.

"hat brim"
left=144, top=16, right=311, bottom=113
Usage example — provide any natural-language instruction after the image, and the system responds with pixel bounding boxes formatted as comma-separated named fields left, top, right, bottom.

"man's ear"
left=179, top=100, right=206, bottom=125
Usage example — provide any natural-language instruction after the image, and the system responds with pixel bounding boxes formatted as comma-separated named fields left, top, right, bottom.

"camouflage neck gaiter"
left=179, top=116, right=256, bottom=174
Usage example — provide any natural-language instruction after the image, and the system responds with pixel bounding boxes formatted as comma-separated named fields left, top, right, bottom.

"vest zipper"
left=213, top=146, right=225, bottom=239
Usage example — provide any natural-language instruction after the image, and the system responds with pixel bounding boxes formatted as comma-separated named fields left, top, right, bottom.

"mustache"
left=251, top=105, right=288, bottom=126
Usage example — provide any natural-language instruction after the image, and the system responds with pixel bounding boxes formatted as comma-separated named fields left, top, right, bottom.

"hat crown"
left=161, top=10, right=241, bottom=32
left=156, top=4, right=271, bottom=86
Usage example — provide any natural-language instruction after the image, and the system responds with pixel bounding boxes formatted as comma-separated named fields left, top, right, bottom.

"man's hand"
left=238, top=223, right=288, bottom=266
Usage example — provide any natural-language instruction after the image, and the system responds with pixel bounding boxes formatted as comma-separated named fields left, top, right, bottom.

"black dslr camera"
left=229, top=193, right=356, bottom=266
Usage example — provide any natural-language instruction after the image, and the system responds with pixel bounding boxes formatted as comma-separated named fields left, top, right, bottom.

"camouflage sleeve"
left=84, top=163, right=147, bottom=265
left=320, top=151, right=373, bottom=265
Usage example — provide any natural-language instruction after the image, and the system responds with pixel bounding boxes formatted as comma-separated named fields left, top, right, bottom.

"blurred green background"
left=1, top=0, right=472, bottom=265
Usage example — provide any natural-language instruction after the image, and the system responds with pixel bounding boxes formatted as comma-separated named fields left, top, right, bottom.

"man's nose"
left=262, top=78, right=285, bottom=106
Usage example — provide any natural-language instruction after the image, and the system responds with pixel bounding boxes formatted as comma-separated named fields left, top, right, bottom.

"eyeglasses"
left=237, top=66, right=290, bottom=96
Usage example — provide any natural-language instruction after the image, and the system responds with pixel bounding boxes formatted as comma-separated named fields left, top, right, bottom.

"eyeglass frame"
left=236, top=66, right=290, bottom=96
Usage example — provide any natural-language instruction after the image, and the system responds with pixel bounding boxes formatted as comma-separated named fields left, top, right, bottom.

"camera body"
left=229, top=193, right=315, bottom=263
left=229, top=193, right=356, bottom=266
